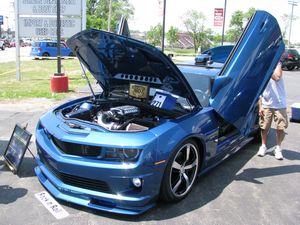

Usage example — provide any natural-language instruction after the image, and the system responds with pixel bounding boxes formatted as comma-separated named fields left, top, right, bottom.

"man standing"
left=257, top=62, right=288, bottom=160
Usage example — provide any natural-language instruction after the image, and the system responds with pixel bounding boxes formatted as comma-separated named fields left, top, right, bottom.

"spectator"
left=257, top=62, right=288, bottom=160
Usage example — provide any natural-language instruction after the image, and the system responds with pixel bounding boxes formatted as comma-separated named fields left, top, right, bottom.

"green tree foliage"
left=146, top=24, right=163, bottom=47
left=226, top=8, right=255, bottom=42
left=86, top=0, right=134, bottom=31
left=166, top=26, right=179, bottom=47
left=182, top=10, right=207, bottom=53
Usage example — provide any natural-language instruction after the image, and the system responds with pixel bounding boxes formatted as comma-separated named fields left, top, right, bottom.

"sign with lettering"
left=4, top=124, right=32, bottom=174
left=19, top=17, right=81, bottom=38
left=35, top=191, right=69, bottom=219
left=19, top=0, right=82, bottom=16
left=214, top=8, right=224, bottom=27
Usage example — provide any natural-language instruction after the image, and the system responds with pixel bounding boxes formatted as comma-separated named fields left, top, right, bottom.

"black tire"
left=1, top=45, right=5, bottom=50
left=160, top=140, right=200, bottom=202
left=286, top=65, right=295, bottom=71
left=42, top=52, right=50, bottom=57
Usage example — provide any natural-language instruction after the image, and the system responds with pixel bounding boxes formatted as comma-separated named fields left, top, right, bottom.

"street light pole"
left=288, top=0, right=298, bottom=47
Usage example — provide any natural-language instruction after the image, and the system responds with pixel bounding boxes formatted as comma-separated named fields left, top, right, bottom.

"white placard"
left=19, top=17, right=81, bottom=38
left=35, top=191, right=69, bottom=220
left=19, top=0, right=82, bottom=16
left=151, top=93, right=167, bottom=108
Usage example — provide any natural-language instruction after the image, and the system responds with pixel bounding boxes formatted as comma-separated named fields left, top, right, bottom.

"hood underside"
left=66, top=29, right=199, bottom=106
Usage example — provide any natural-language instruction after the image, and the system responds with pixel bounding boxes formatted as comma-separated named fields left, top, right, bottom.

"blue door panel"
left=210, top=10, right=285, bottom=134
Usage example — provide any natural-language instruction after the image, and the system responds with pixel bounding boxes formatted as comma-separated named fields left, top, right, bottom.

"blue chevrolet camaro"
left=35, top=11, right=284, bottom=215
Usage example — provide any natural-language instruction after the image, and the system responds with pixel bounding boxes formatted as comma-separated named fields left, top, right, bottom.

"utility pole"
left=57, top=0, right=62, bottom=75
left=288, top=0, right=298, bottom=47
left=108, top=0, right=112, bottom=32
left=161, top=0, right=166, bottom=52
left=221, top=0, right=227, bottom=46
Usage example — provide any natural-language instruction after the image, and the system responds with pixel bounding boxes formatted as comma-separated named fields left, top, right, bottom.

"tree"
left=166, top=26, right=178, bottom=47
left=226, top=8, right=256, bottom=43
left=86, top=0, right=134, bottom=31
left=146, top=24, right=163, bottom=47
left=182, top=10, right=207, bottom=53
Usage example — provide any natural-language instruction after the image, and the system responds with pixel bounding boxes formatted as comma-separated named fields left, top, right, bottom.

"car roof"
left=178, top=64, right=221, bottom=78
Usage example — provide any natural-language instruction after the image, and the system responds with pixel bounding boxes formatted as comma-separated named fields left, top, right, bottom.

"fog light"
left=132, top=177, right=142, bottom=188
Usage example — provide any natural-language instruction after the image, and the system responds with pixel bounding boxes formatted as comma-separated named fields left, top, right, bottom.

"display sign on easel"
left=4, top=124, right=32, bottom=174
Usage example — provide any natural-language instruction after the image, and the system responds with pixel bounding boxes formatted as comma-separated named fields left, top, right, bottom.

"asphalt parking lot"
left=0, top=69, right=300, bottom=225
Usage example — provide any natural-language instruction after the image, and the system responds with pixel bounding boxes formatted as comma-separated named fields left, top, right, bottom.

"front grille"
left=52, top=136, right=102, bottom=157
left=40, top=154, right=112, bottom=194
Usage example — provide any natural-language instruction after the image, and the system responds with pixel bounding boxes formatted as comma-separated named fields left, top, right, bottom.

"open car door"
left=210, top=10, right=285, bottom=135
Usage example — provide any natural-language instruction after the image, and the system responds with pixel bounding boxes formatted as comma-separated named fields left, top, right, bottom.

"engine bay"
left=60, top=99, right=182, bottom=132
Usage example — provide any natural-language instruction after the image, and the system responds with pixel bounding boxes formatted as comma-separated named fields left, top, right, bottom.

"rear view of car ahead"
left=35, top=11, right=284, bottom=215
left=30, top=41, right=74, bottom=58
left=282, top=48, right=300, bottom=70
left=195, top=45, right=234, bottom=65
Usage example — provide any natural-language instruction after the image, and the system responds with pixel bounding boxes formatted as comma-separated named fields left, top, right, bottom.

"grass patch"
left=0, top=59, right=89, bottom=100
left=0, top=50, right=195, bottom=100
left=165, top=48, right=197, bottom=57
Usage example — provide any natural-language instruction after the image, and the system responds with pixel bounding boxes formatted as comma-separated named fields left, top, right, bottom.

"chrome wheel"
left=160, top=140, right=200, bottom=202
left=170, top=142, right=199, bottom=197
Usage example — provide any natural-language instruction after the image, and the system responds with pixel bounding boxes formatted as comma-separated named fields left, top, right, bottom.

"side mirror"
left=210, top=75, right=232, bottom=98
left=167, top=53, right=174, bottom=59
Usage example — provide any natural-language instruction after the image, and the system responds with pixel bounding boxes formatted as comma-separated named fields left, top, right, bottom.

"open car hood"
left=66, top=29, right=199, bottom=106
left=210, top=10, right=285, bottom=134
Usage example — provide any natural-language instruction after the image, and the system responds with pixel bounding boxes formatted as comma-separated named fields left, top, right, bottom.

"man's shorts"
left=259, top=108, right=288, bottom=130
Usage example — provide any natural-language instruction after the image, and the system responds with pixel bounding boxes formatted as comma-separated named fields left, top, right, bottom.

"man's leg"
left=257, top=108, right=272, bottom=157
left=274, top=109, right=288, bottom=160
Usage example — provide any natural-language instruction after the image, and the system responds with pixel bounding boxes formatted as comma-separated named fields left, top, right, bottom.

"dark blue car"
left=195, top=45, right=234, bottom=65
left=30, top=40, right=74, bottom=58
left=35, top=11, right=284, bottom=215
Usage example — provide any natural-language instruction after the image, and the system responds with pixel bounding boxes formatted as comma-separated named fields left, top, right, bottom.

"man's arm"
left=271, top=63, right=283, bottom=81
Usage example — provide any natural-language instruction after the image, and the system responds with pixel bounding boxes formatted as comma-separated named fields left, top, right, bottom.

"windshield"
left=182, top=73, right=212, bottom=107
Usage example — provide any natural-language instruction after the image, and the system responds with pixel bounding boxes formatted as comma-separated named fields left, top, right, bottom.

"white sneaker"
left=257, top=145, right=267, bottom=157
left=274, top=147, right=283, bottom=160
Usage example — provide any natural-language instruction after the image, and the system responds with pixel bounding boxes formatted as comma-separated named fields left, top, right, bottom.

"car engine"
left=96, top=105, right=140, bottom=130
left=62, top=101, right=164, bottom=132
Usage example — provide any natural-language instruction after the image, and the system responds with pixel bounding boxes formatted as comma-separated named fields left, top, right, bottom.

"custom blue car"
left=35, top=11, right=284, bottom=215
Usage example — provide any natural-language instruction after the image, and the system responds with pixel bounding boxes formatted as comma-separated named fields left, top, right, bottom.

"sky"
left=128, top=0, right=300, bottom=44
left=0, top=0, right=299, bottom=44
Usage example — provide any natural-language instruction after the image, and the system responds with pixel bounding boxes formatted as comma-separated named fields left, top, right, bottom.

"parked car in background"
left=34, top=11, right=284, bottom=215
left=195, top=45, right=234, bottom=65
left=30, top=40, right=75, bottom=58
left=281, top=48, right=300, bottom=70
left=0, top=39, right=5, bottom=50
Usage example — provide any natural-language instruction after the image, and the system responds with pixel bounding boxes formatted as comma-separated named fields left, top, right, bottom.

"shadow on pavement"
left=0, top=185, right=28, bottom=204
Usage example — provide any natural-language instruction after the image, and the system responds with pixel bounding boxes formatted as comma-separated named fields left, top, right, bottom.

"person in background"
left=257, top=62, right=288, bottom=160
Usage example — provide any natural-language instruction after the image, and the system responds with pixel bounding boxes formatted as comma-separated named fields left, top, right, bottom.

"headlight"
left=103, top=148, right=141, bottom=162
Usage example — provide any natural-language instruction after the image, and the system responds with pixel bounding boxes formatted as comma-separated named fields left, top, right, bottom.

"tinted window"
left=46, top=42, right=57, bottom=47
left=32, top=42, right=41, bottom=47
left=288, top=49, right=299, bottom=55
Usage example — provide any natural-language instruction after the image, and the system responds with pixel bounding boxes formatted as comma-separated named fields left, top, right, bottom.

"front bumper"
left=34, top=114, right=165, bottom=215
left=35, top=162, right=156, bottom=215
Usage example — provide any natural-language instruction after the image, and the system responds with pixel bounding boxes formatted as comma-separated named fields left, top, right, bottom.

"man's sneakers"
left=257, top=145, right=284, bottom=160
left=257, top=145, right=267, bottom=157
left=274, top=146, right=284, bottom=160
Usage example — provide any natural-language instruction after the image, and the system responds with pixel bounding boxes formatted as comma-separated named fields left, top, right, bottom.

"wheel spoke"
left=172, top=161, right=181, bottom=170
left=184, top=158, right=198, bottom=170
left=172, top=177, right=182, bottom=193
left=185, top=145, right=190, bottom=163
left=182, top=173, right=190, bottom=190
